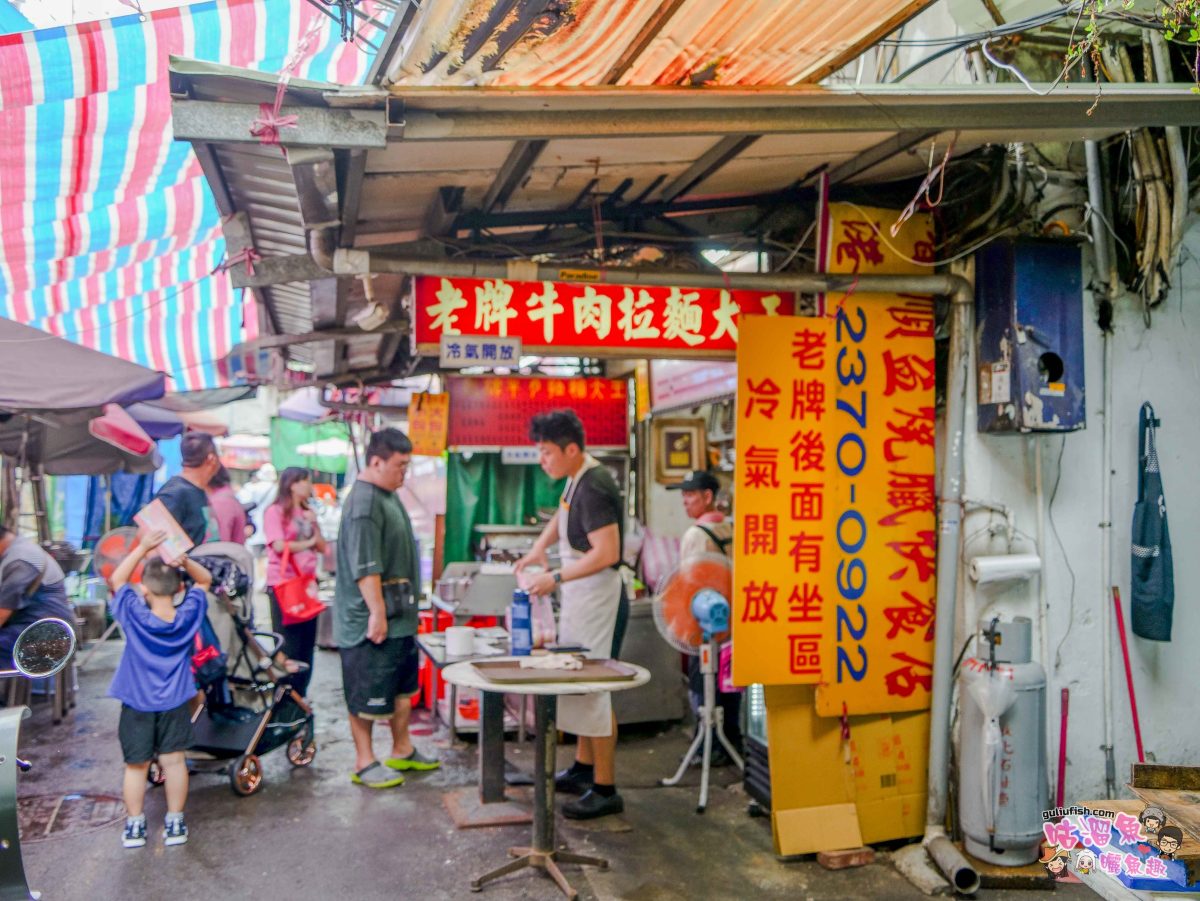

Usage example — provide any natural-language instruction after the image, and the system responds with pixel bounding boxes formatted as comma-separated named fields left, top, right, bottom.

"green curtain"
left=444, top=453, right=564, bottom=564
left=270, top=418, right=352, bottom=474
left=46, top=475, right=64, bottom=539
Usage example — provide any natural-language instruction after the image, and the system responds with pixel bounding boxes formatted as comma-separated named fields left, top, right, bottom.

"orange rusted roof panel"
left=384, top=0, right=936, bottom=87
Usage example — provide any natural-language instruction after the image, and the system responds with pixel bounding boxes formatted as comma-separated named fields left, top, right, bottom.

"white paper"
left=968, top=553, right=1041, bottom=584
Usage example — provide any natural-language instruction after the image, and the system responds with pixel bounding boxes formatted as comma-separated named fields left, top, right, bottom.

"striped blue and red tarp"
left=0, top=0, right=387, bottom=391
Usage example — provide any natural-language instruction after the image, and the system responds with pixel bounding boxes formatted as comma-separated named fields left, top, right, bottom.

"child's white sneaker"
left=122, top=817, right=147, bottom=849
left=163, top=814, right=188, bottom=846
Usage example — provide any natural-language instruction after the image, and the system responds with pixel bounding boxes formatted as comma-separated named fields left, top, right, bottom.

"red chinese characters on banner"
left=813, top=201, right=938, bottom=717
left=733, top=316, right=834, bottom=686
left=414, top=276, right=792, bottom=355
left=445, top=376, right=628, bottom=448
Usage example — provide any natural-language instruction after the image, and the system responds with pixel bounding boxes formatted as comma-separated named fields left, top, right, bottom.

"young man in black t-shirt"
left=153, top=433, right=220, bottom=546
left=517, top=409, right=627, bottom=820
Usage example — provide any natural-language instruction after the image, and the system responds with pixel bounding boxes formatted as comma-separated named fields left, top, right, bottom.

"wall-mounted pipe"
left=1085, top=133, right=1118, bottom=799
left=923, top=280, right=980, bottom=896
left=1034, top=435, right=1054, bottom=804
left=331, top=248, right=965, bottom=299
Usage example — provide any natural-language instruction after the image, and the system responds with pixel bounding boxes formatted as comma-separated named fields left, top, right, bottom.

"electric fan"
left=652, top=552, right=744, bottom=812
left=75, top=526, right=139, bottom=670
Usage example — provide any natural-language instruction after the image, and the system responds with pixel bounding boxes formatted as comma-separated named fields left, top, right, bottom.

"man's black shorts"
left=118, top=701, right=194, bottom=764
left=340, top=635, right=419, bottom=719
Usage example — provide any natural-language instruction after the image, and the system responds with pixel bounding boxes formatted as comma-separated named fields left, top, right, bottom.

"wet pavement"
left=12, top=634, right=1092, bottom=900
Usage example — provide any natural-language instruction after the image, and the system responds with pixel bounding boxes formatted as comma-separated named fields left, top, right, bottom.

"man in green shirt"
left=336, top=428, right=439, bottom=788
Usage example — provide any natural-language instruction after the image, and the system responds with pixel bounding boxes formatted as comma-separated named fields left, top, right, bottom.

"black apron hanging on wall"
left=1130, top=402, right=1174, bottom=641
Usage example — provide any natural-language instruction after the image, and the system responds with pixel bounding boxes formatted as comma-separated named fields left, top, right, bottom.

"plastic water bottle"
left=510, top=589, right=533, bottom=657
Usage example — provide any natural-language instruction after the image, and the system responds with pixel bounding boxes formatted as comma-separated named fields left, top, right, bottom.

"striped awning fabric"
left=0, top=0, right=386, bottom=391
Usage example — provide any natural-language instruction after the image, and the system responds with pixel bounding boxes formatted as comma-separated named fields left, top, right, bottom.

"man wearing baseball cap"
left=666, top=470, right=741, bottom=764
left=667, top=471, right=729, bottom=559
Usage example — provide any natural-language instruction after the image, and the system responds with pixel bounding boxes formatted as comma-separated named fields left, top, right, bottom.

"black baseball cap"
left=667, top=470, right=720, bottom=493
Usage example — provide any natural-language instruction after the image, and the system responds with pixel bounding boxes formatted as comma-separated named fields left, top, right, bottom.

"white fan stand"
left=660, top=637, right=744, bottom=813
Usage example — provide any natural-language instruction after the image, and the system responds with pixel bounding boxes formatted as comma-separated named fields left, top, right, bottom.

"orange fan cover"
left=658, top=554, right=732, bottom=647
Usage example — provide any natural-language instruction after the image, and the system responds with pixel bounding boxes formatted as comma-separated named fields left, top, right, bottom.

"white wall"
left=956, top=224, right=1200, bottom=804
left=647, top=478, right=694, bottom=538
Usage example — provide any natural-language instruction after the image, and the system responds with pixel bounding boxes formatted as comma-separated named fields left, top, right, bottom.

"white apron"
left=556, top=455, right=623, bottom=738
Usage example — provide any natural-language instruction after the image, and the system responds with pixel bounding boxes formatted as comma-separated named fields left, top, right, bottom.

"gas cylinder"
left=957, top=617, right=1047, bottom=866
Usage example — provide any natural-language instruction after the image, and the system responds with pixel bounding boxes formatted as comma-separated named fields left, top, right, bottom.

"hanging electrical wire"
left=885, top=0, right=1184, bottom=83
left=1102, top=44, right=1175, bottom=319
left=306, top=0, right=373, bottom=43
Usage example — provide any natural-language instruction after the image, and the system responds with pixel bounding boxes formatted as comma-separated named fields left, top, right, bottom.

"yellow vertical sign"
left=733, top=315, right=835, bottom=686
left=815, top=202, right=937, bottom=716
left=408, top=392, right=449, bottom=457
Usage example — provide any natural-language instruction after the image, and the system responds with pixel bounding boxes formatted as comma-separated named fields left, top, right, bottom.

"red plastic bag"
left=275, top=546, right=325, bottom=626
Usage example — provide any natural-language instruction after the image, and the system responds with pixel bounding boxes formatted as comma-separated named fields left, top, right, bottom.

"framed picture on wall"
left=653, top=417, right=707, bottom=484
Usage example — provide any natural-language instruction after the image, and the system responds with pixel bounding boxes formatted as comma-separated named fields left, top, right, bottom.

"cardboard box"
left=774, top=804, right=862, bottom=857
left=765, top=685, right=928, bottom=855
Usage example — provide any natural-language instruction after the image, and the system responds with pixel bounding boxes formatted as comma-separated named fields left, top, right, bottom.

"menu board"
left=414, top=276, right=791, bottom=357
left=446, top=376, right=628, bottom=449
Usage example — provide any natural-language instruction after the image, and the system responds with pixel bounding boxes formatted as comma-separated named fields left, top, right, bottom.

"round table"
left=441, top=659, right=651, bottom=900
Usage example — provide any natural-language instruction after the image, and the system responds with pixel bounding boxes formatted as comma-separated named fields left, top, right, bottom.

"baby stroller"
left=151, top=542, right=317, bottom=796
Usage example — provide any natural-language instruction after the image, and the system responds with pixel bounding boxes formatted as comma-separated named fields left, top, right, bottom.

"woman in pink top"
left=264, top=467, right=326, bottom=696
left=206, top=465, right=248, bottom=545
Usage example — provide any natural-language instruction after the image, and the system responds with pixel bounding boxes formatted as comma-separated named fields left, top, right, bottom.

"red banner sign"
left=446, top=376, right=628, bottom=449
left=414, top=276, right=792, bottom=356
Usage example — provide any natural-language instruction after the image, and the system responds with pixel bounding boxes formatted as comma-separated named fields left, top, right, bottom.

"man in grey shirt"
left=0, top=526, right=74, bottom=667
left=335, top=428, right=438, bottom=789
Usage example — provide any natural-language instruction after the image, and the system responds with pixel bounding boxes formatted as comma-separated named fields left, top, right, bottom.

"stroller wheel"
left=230, top=754, right=264, bottom=796
left=287, top=734, right=317, bottom=767
left=147, top=760, right=166, bottom=787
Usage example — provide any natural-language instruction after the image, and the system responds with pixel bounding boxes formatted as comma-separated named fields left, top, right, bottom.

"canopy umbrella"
left=278, top=387, right=332, bottom=423
left=178, top=410, right=229, bottom=437
left=17, top=417, right=162, bottom=476
left=127, top=403, right=185, bottom=440
left=295, top=437, right=352, bottom=457
left=123, top=402, right=228, bottom=440
left=0, top=318, right=165, bottom=414
left=218, top=433, right=271, bottom=471
left=0, top=319, right=165, bottom=475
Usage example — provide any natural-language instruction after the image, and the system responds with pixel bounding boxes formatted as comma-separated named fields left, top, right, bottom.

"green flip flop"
left=384, top=749, right=441, bottom=772
left=351, top=762, right=405, bottom=788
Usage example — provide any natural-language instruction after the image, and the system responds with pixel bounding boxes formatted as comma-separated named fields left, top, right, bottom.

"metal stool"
left=3, top=678, right=30, bottom=709
left=50, top=657, right=77, bottom=723
left=3, top=657, right=76, bottom=723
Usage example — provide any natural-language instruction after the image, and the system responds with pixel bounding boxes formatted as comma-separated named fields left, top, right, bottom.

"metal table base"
left=470, top=696, right=608, bottom=900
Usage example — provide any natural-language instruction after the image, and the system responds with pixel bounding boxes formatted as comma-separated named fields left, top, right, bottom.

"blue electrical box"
left=975, top=240, right=1086, bottom=433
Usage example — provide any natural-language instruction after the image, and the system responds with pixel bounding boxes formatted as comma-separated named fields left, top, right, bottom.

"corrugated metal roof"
left=171, top=52, right=1200, bottom=383
left=383, top=0, right=935, bottom=87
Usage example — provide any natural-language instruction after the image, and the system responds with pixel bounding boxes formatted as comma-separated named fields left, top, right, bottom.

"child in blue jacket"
left=108, top=530, right=210, bottom=849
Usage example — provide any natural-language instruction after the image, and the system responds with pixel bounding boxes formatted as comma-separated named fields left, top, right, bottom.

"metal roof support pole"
left=336, top=250, right=972, bottom=298
left=1085, top=135, right=1118, bottom=800
left=922, top=282, right=980, bottom=896
left=171, top=99, right=388, bottom=150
